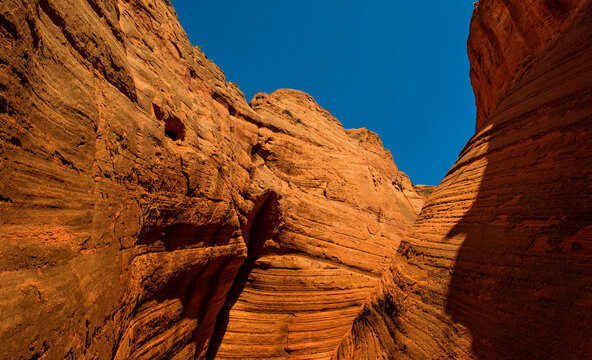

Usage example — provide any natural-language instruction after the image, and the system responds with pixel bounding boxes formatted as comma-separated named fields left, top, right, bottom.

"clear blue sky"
left=172, top=1, right=476, bottom=186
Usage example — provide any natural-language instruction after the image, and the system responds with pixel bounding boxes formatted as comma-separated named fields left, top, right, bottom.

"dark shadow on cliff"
left=124, top=191, right=284, bottom=358
left=445, top=4, right=592, bottom=359
left=205, top=191, right=283, bottom=359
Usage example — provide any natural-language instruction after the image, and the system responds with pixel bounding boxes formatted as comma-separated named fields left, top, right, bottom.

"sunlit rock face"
left=335, top=1, right=592, bottom=359
left=0, top=1, right=424, bottom=359
left=208, top=89, right=422, bottom=360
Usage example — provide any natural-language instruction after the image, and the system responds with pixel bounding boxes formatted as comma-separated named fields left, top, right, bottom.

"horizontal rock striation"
left=208, top=90, right=420, bottom=360
left=0, top=0, right=424, bottom=359
left=335, top=0, right=592, bottom=359
left=469, top=0, right=588, bottom=129
left=0, top=0, right=257, bottom=358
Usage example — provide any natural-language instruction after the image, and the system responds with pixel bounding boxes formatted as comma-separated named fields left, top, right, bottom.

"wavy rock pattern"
left=209, top=90, right=420, bottom=360
left=0, top=1, right=423, bottom=359
left=335, top=1, right=592, bottom=359
left=469, top=0, right=588, bottom=129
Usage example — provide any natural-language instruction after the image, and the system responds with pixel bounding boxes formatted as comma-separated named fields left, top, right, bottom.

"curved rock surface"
left=469, top=0, right=588, bottom=129
left=335, top=0, right=592, bottom=359
left=412, top=185, right=436, bottom=203
left=0, top=0, right=424, bottom=359
left=209, top=89, right=420, bottom=360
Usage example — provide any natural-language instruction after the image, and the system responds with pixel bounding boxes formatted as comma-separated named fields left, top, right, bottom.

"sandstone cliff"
left=335, top=0, right=592, bottom=359
left=469, top=0, right=589, bottom=129
left=0, top=0, right=424, bottom=359
left=208, top=89, right=422, bottom=360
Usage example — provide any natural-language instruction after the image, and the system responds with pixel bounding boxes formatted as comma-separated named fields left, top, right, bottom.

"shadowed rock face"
left=207, top=90, right=422, bottom=360
left=469, top=0, right=589, bottom=129
left=335, top=1, right=592, bottom=359
left=0, top=0, right=424, bottom=359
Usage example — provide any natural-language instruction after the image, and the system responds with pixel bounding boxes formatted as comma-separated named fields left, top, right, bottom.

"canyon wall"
left=208, top=89, right=423, bottom=360
left=335, top=0, right=592, bottom=359
left=0, top=0, right=424, bottom=359
left=469, top=0, right=588, bottom=129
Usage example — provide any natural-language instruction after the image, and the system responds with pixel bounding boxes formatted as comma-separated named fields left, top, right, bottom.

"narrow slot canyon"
left=0, top=0, right=590, bottom=359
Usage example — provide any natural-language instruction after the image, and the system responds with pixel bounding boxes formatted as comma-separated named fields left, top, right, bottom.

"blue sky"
left=172, top=1, right=476, bottom=186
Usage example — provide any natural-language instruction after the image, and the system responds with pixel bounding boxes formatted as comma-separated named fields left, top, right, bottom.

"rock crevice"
left=335, top=0, right=592, bottom=359
left=0, top=0, right=425, bottom=359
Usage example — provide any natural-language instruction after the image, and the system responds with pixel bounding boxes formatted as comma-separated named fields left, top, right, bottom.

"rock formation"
left=469, top=0, right=589, bottom=129
left=412, top=185, right=435, bottom=203
left=335, top=0, right=592, bottom=359
left=208, top=89, right=421, bottom=360
left=3, top=0, right=590, bottom=358
left=0, top=0, right=424, bottom=359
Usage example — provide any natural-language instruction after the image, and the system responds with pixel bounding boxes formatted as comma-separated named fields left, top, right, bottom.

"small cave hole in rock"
left=250, top=142, right=272, bottom=160
left=8, top=137, right=21, bottom=147
left=164, top=115, right=186, bottom=141
left=152, top=102, right=166, bottom=120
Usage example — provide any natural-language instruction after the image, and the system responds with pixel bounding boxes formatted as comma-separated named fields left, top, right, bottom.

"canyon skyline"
left=0, top=0, right=591, bottom=359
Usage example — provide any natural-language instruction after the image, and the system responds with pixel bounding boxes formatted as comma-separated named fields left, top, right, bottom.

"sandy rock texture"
left=412, top=185, right=435, bottom=203
left=208, top=89, right=420, bottom=360
left=0, top=0, right=424, bottom=359
left=469, top=0, right=589, bottom=129
left=335, top=0, right=592, bottom=359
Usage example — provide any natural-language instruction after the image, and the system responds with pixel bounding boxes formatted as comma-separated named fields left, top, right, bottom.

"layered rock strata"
left=335, top=0, right=592, bottom=359
left=0, top=0, right=424, bottom=359
left=412, top=185, right=435, bottom=203
left=469, top=0, right=589, bottom=129
left=208, top=89, right=420, bottom=360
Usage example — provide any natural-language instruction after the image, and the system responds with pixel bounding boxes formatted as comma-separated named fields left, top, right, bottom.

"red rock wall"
left=469, top=0, right=588, bottom=129
left=335, top=1, right=592, bottom=359
left=0, top=0, right=424, bottom=359
left=209, top=90, right=421, bottom=359
left=0, top=0, right=256, bottom=358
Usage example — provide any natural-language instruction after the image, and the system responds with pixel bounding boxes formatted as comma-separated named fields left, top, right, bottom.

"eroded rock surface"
left=0, top=1, right=424, bottom=359
left=335, top=1, right=592, bottom=359
left=412, top=185, right=435, bottom=203
left=208, top=89, right=420, bottom=360
left=469, top=0, right=588, bottom=129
